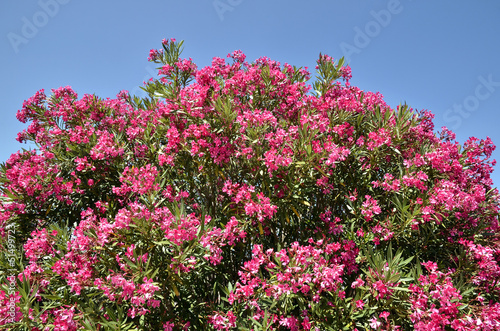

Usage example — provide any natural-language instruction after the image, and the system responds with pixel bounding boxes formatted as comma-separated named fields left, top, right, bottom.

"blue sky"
left=1, top=0, right=500, bottom=187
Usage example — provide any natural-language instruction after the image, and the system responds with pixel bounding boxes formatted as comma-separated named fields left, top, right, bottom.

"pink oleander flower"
left=361, top=195, right=382, bottom=221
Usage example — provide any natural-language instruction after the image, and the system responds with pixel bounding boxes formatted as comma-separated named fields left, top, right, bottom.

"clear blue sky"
left=1, top=0, right=500, bottom=187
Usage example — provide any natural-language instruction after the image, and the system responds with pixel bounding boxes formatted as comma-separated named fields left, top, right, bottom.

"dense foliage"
left=1, top=39, right=499, bottom=330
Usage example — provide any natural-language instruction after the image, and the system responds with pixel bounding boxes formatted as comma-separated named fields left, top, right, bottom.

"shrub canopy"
left=1, top=39, right=499, bottom=330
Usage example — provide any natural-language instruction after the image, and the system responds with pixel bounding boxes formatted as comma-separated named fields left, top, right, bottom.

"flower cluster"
left=409, top=261, right=500, bottom=330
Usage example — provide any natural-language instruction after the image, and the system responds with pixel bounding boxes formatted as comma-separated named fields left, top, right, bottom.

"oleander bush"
left=1, top=39, right=499, bottom=330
